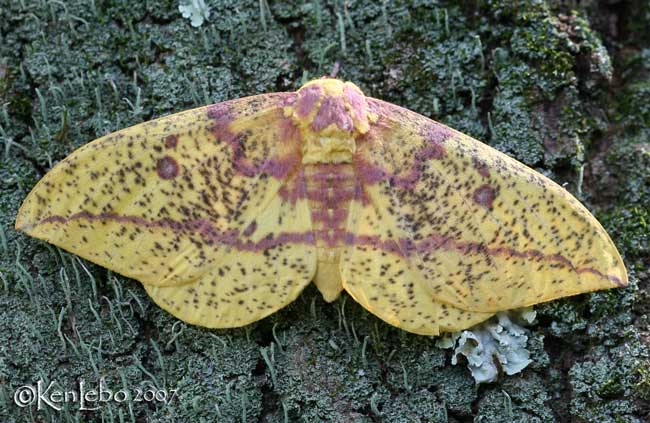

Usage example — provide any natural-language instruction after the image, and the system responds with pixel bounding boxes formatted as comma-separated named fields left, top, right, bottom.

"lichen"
left=439, top=311, right=536, bottom=384
left=179, top=0, right=211, bottom=28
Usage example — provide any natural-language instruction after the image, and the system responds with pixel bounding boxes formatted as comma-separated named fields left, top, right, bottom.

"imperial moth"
left=15, top=78, right=627, bottom=335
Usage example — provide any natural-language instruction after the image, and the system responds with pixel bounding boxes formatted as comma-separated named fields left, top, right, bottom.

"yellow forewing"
left=341, top=98, right=626, bottom=333
left=16, top=93, right=316, bottom=328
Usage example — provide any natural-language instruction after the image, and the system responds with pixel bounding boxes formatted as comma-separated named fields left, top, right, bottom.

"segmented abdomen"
left=304, top=164, right=356, bottom=249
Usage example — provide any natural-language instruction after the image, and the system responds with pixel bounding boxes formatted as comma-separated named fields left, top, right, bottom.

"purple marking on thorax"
left=311, top=96, right=353, bottom=132
left=343, top=85, right=366, bottom=122
left=296, top=85, right=322, bottom=117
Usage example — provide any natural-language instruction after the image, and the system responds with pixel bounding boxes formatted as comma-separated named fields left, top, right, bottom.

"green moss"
left=626, top=0, right=650, bottom=47
left=475, top=374, right=555, bottom=422
left=1, top=0, right=647, bottom=421
left=569, top=340, right=649, bottom=422
left=600, top=207, right=649, bottom=268
left=594, top=49, right=650, bottom=271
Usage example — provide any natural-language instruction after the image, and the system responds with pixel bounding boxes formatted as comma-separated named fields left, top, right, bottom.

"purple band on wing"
left=207, top=101, right=301, bottom=179
left=39, top=212, right=625, bottom=287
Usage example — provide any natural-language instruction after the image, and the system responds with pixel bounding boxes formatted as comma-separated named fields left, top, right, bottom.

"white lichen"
left=179, top=0, right=211, bottom=28
left=437, top=309, right=536, bottom=384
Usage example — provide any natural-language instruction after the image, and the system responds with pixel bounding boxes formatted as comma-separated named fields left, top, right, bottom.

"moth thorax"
left=300, top=133, right=355, bottom=164
left=286, top=78, right=377, bottom=164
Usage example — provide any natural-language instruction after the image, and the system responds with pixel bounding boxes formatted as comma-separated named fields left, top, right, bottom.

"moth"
left=16, top=78, right=627, bottom=335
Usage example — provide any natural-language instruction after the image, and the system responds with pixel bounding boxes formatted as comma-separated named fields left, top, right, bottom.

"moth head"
left=286, top=78, right=377, bottom=164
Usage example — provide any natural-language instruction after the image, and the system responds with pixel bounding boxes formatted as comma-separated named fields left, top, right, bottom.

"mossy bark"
left=0, top=1, right=648, bottom=421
